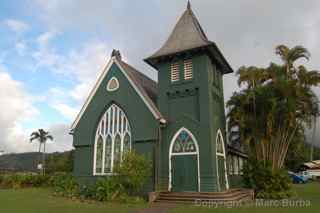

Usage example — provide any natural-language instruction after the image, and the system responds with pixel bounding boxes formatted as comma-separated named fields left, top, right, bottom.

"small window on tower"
left=184, top=59, right=193, bottom=80
left=170, top=62, right=180, bottom=82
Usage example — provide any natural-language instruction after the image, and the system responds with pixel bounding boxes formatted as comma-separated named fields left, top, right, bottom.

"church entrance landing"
left=169, top=128, right=200, bottom=192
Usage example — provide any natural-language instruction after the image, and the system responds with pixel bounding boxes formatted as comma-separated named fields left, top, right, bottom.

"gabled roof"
left=70, top=56, right=164, bottom=131
left=145, top=3, right=233, bottom=74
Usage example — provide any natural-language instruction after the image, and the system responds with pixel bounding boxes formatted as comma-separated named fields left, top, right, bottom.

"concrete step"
left=154, top=189, right=254, bottom=205
left=158, top=191, right=249, bottom=199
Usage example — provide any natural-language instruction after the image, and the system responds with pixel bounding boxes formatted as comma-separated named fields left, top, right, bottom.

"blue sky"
left=0, top=0, right=319, bottom=153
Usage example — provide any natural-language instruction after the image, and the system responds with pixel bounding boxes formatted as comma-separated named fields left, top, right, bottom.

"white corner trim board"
left=70, top=57, right=162, bottom=131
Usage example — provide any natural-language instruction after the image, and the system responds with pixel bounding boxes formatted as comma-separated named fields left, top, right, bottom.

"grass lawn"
left=0, top=188, right=146, bottom=213
left=170, top=182, right=320, bottom=213
left=0, top=183, right=319, bottom=213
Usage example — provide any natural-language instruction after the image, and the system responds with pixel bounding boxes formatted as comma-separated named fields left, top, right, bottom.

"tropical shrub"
left=113, top=151, right=152, bottom=195
left=0, top=174, right=50, bottom=189
left=78, top=184, right=96, bottom=200
left=51, top=174, right=79, bottom=198
left=93, top=177, right=124, bottom=201
left=243, top=159, right=292, bottom=199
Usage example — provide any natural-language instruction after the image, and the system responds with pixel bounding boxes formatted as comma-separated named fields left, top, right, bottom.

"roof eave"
left=207, top=42, right=234, bottom=74
left=144, top=43, right=234, bottom=75
left=144, top=44, right=212, bottom=69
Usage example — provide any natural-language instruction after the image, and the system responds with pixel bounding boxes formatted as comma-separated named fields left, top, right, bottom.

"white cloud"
left=37, top=31, right=58, bottom=47
left=0, top=65, right=38, bottom=153
left=15, top=41, right=27, bottom=55
left=30, top=39, right=110, bottom=121
left=51, top=103, right=78, bottom=120
left=32, top=31, right=62, bottom=72
left=65, top=41, right=110, bottom=103
left=53, top=41, right=109, bottom=120
left=4, top=19, right=29, bottom=33
left=0, top=66, right=73, bottom=153
left=46, top=123, right=73, bottom=152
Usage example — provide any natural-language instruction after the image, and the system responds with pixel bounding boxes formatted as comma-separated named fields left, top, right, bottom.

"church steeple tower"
left=145, top=3, right=232, bottom=74
left=145, top=4, right=233, bottom=192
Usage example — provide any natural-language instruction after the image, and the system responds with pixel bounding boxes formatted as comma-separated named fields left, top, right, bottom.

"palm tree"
left=228, top=45, right=320, bottom=171
left=30, top=129, right=53, bottom=175
left=275, top=45, right=310, bottom=75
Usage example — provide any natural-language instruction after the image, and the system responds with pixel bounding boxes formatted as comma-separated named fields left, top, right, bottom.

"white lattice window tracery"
left=94, top=104, right=131, bottom=175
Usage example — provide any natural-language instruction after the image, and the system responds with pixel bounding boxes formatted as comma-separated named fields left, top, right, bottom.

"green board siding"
left=73, top=146, right=93, bottom=176
left=73, top=51, right=231, bottom=193
left=156, top=53, right=226, bottom=192
left=133, top=140, right=156, bottom=193
left=73, top=62, right=158, bottom=192
left=73, top=63, right=159, bottom=147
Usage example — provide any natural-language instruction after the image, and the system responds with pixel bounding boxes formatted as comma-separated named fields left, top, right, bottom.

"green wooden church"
left=71, top=2, right=246, bottom=193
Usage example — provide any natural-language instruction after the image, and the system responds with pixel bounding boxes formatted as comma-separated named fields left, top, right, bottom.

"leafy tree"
left=45, top=151, right=74, bottom=174
left=30, top=129, right=53, bottom=175
left=227, top=45, right=320, bottom=171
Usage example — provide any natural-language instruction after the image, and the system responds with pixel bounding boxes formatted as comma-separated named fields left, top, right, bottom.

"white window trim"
left=216, top=129, right=229, bottom=191
left=93, top=104, right=132, bottom=176
left=168, top=127, right=200, bottom=192
left=106, top=76, right=120, bottom=92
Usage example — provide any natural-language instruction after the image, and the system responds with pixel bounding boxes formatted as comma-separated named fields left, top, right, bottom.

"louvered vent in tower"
left=171, top=62, right=180, bottom=82
left=184, top=59, right=193, bottom=80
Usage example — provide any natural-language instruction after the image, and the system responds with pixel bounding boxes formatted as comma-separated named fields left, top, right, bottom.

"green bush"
left=114, top=151, right=152, bottom=195
left=91, top=151, right=151, bottom=202
left=243, top=159, right=293, bottom=199
left=51, top=174, right=79, bottom=198
left=0, top=152, right=151, bottom=203
left=94, top=177, right=124, bottom=201
left=0, top=174, right=50, bottom=189
left=78, top=184, right=96, bottom=200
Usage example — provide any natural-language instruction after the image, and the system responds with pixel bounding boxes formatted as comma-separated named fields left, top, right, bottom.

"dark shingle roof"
left=117, top=60, right=158, bottom=105
left=148, top=5, right=210, bottom=59
left=145, top=3, right=233, bottom=74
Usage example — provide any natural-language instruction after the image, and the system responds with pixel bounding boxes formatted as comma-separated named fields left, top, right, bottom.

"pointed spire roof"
left=148, top=2, right=210, bottom=59
left=145, top=2, right=233, bottom=74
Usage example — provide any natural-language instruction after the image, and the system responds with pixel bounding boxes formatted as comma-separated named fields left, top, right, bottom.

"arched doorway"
left=169, top=128, right=200, bottom=192
left=216, top=129, right=229, bottom=191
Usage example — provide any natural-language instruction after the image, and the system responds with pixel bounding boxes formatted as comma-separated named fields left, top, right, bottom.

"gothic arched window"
left=172, top=130, right=197, bottom=153
left=94, top=104, right=131, bottom=175
left=216, top=133, right=224, bottom=154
